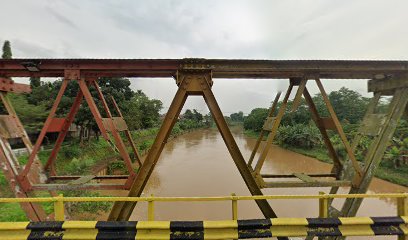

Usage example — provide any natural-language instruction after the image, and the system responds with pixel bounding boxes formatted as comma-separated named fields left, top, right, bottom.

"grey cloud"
left=12, top=39, right=57, bottom=58
left=0, top=0, right=407, bottom=113
left=46, top=7, right=78, bottom=29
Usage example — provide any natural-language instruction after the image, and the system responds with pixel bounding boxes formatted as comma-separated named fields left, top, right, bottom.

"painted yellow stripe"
left=0, top=222, right=29, bottom=230
left=203, top=220, right=237, bottom=229
left=62, top=229, right=98, bottom=240
left=62, top=221, right=97, bottom=229
left=339, top=217, right=374, bottom=225
left=136, top=221, right=170, bottom=229
left=135, top=229, right=170, bottom=240
left=271, top=226, right=307, bottom=237
left=401, top=216, right=408, bottom=224
left=0, top=230, right=30, bottom=240
left=338, top=225, right=375, bottom=236
left=204, top=228, right=238, bottom=239
left=204, top=221, right=238, bottom=240
left=400, top=224, right=408, bottom=235
left=271, top=218, right=308, bottom=226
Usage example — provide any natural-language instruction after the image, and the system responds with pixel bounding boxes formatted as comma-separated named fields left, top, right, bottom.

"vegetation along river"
left=105, top=127, right=407, bottom=240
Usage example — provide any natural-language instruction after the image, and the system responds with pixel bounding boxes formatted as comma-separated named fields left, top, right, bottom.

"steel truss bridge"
left=0, top=58, right=407, bottom=240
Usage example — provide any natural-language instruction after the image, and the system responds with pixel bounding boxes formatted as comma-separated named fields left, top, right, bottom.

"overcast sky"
left=1, top=0, right=408, bottom=115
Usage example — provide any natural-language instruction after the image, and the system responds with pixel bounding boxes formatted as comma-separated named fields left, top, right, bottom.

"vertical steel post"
left=231, top=193, right=238, bottom=220
left=54, top=194, right=65, bottom=221
left=319, top=192, right=329, bottom=218
left=147, top=194, right=155, bottom=221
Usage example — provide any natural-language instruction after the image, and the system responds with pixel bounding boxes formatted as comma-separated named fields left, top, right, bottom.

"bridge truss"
left=0, top=58, right=407, bottom=240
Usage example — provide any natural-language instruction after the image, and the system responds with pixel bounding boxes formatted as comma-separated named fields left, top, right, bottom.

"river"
left=106, top=127, right=407, bottom=239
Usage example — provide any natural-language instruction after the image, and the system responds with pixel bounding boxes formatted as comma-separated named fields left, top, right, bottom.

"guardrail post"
left=319, top=191, right=328, bottom=218
left=148, top=194, right=154, bottom=221
left=231, top=193, right=238, bottom=220
left=54, top=194, right=65, bottom=221
left=397, top=195, right=408, bottom=240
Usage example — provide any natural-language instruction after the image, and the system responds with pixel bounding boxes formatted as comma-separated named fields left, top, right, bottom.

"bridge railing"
left=0, top=192, right=407, bottom=221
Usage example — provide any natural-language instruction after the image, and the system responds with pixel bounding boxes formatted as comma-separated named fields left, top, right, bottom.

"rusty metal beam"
left=108, top=71, right=285, bottom=240
left=1, top=58, right=408, bottom=79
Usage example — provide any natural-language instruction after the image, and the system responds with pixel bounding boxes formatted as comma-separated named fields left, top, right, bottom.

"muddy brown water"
left=102, top=127, right=407, bottom=239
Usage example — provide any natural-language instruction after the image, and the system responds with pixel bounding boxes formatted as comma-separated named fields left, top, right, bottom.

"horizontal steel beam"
left=261, top=173, right=337, bottom=178
left=32, top=183, right=125, bottom=191
left=0, top=58, right=408, bottom=79
left=263, top=180, right=352, bottom=188
left=47, top=175, right=129, bottom=181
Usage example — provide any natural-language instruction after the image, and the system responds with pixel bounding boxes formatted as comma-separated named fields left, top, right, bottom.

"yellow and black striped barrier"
left=0, top=216, right=407, bottom=239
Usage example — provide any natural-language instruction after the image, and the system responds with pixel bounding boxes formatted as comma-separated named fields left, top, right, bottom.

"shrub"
left=276, top=124, right=322, bottom=149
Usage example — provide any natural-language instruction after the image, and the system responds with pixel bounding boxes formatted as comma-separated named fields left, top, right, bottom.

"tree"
left=124, top=90, right=163, bottom=130
left=243, top=108, right=269, bottom=132
left=30, top=77, right=41, bottom=88
left=2, top=40, right=12, bottom=59
left=230, top=111, right=244, bottom=122
left=327, top=87, right=370, bottom=124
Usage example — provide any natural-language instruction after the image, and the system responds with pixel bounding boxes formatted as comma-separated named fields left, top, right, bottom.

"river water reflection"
left=122, top=127, right=406, bottom=239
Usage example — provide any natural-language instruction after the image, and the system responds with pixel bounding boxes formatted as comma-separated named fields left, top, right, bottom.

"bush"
left=65, top=157, right=93, bottom=174
left=61, top=145, right=81, bottom=159
left=276, top=124, right=322, bottom=149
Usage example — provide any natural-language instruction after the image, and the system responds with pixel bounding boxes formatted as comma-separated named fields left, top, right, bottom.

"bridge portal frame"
left=0, top=58, right=407, bottom=239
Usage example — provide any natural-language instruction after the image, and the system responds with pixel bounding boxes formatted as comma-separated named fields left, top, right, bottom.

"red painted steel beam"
left=0, top=58, right=408, bottom=79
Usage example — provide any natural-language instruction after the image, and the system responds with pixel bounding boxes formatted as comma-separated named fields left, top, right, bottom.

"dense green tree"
left=230, top=111, right=244, bottom=122
left=29, top=77, right=41, bottom=88
left=327, top=87, right=370, bottom=124
left=124, top=90, right=163, bottom=130
left=243, top=108, right=269, bottom=132
left=2, top=40, right=12, bottom=59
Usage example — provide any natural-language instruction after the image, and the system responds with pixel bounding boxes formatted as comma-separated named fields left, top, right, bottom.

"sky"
left=1, top=0, right=408, bottom=115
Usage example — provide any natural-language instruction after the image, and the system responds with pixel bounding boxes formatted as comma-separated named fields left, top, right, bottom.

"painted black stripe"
left=238, top=229, right=272, bottom=239
left=27, top=231, right=64, bottom=240
left=170, top=221, right=204, bottom=231
left=95, top=221, right=137, bottom=230
left=307, top=226, right=342, bottom=237
left=371, top=225, right=404, bottom=236
left=170, top=221, right=204, bottom=240
left=238, top=219, right=272, bottom=230
left=371, top=217, right=405, bottom=226
left=26, top=221, right=64, bottom=230
left=306, top=217, right=341, bottom=227
left=238, top=219, right=272, bottom=239
left=96, top=231, right=137, bottom=240
left=96, top=221, right=137, bottom=240
left=170, top=231, right=204, bottom=240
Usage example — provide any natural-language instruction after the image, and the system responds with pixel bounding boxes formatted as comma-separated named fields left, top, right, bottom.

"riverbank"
left=244, top=129, right=408, bottom=187
left=0, top=124, right=209, bottom=221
